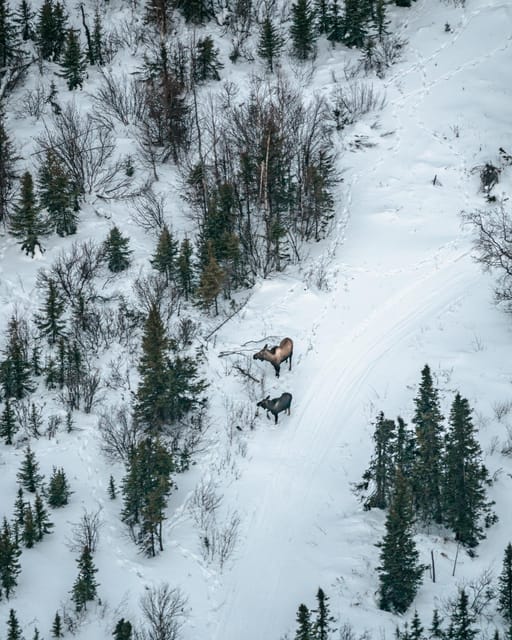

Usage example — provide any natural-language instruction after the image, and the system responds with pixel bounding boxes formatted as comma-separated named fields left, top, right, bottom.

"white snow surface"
left=2, top=0, right=512, bottom=638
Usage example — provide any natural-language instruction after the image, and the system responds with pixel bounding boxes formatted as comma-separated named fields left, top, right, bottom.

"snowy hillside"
left=1, top=0, right=512, bottom=638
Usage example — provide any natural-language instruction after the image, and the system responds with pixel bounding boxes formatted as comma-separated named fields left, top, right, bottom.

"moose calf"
left=257, top=393, right=292, bottom=425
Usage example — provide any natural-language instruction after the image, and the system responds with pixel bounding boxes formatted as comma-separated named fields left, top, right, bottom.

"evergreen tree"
left=17, top=445, right=44, bottom=493
left=312, top=588, right=336, bottom=640
left=410, top=611, right=425, bottom=640
left=71, top=545, right=98, bottom=611
left=14, top=0, right=34, bottom=41
left=51, top=612, right=63, bottom=638
left=315, top=0, right=330, bottom=34
left=32, top=627, right=41, bottom=640
left=108, top=475, right=116, bottom=500
left=394, top=416, right=416, bottom=479
left=378, top=469, right=423, bottom=613
left=36, top=0, right=67, bottom=61
left=359, top=412, right=396, bottom=510
left=37, top=149, right=77, bottom=236
left=430, top=609, right=445, bottom=640
left=28, top=402, right=43, bottom=437
left=113, top=618, right=132, bottom=640
left=498, top=543, right=512, bottom=623
left=6, top=609, right=22, bottom=640
left=0, top=314, right=33, bottom=400
left=192, top=36, right=223, bottom=83
left=257, top=16, right=284, bottom=73
left=295, top=603, right=312, bottom=640
left=326, top=0, right=343, bottom=43
left=0, top=112, right=19, bottom=226
left=196, top=241, right=224, bottom=315
left=0, top=518, right=21, bottom=599
left=33, top=492, right=53, bottom=541
left=174, top=0, right=211, bottom=24
left=47, top=466, right=72, bottom=507
left=395, top=0, right=411, bottom=6
left=151, top=225, right=179, bottom=284
left=343, top=0, right=370, bottom=48
left=90, top=6, right=103, bottom=65
left=0, top=0, right=19, bottom=68
left=374, top=0, right=390, bottom=41
left=290, top=0, right=317, bottom=60
left=59, top=28, right=86, bottom=90
left=35, top=278, right=66, bottom=346
left=446, top=589, right=478, bottom=640
left=9, top=171, right=48, bottom=256
left=412, top=364, right=445, bottom=526
left=13, top=487, right=26, bottom=531
left=102, top=226, right=132, bottom=273
left=22, top=502, right=36, bottom=547
left=177, top=237, right=194, bottom=300
left=443, top=393, right=495, bottom=548
left=0, top=398, right=18, bottom=444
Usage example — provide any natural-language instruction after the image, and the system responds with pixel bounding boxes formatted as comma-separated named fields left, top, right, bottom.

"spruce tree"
left=113, top=618, right=132, bottom=640
left=108, top=475, right=116, bottom=500
left=22, top=502, right=36, bottom=547
left=359, top=412, right=396, bottom=510
left=257, top=16, right=284, bottom=73
left=327, top=0, right=344, bottom=44
left=33, top=492, right=53, bottom=540
left=430, top=609, right=444, bottom=640
left=312, top=588, right=336, bottom=639
left=395, top=0, right=411, bottom=6
left=59, top=28, right=86, bottom=90
left=410, top=611, right=424, bottom=640
left=177, top=237, right=194, bottom=300
left=290, top=0, right=317, bottom=60
left=102, top=226, right=132, bottom=273
left=295, top=603, right=312, bottom=640
left=32, top=627, right=41, bottom=640
left=51, top=611, right=63, bottom=638
left=343, top=0, right=370, bottom=48
left=37, top=149, right=77, bottom=236
left=6, top=609, right=22, bottom=640
left=443, top=393, right=495, bottom=548
left=0, top=518, right=21, bottom=599
left=498, top=543, right=512, bottom=623
left=446, top=589, right=478, bottom=640
left=35, top=278, right=66, bottom=346
left=91, top=7, right=104, bottom=66
left=374, top=0, right=390, bottom=41
left=17, top=445, right=44, bottom=492
left=47, top=466, right=72, bottom=507
left=151, top=225, right=179, bottom=284
left=0, top=398, right=18, bottom=444
left=0, top=314, right=33, bottom=400
left=14, top=0, right=34, bottom=40
left=71, top=545, right=98, bottom=611
left=196, top=241, right=224, bottom=315
left=0, top=0, right=18, bottom=68
left=9, top=170, right=48, bottom=256
left=315, top=0, right=330, bottom=34
left=0, top=112, right=19, bottom=226
left=394, top=416, right=416, bottom=479
left=192, top=36, right=223, bottom=83
left=13, top=487, right=26, bottom=531
left=412, top=364, right=445, bottom=526
left=377, top=469, right=423, bottom=613
left=36, top=0, right=67, bottom=61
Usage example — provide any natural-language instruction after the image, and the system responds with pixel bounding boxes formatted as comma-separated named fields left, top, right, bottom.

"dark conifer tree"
left=6, top=609, right=22, bottom=640
left=35, top=278, right=66, bottom=346
left=178, top=237, right=194, bottom=300
left=343, top=0, right=370, bottom=48
left=412, top=364, right=445, bottom=526
left=0, top=314, right=33, bottom=400
left=33, top=492, right=53, bottom=541
left=0, top=112, right=19, bottom=227
left=36, top=0, right=67, bottom=61
left=32, top=627, right=41, bottom=640
left=430, top=609, right=445, bottom=640
left=395, top=0, right=411, bottom=6
left=113, top=618, right=132, bottom=640
left=51, top=611, right=63, bottom=638
left=13, top=487, right=26, bottom=532
left=257, top=16, right=284, bottom=73
left=22, top=502, right=36, bottom=547
left=108, top=475, right=116, bottom=500
left=394, top=416, right=416, bottom=479
left=9, top=171, right=47, bottom=256
left=175, top=0, right=211, bottom=24
left=312, top=588, right=336, bottom=640
left=498, top=543, right=512, bottom=624
left=327, top=0, right=343, bottom=43
left=59, top=28, right=86, bottom=90
left=443, top=393, right=495, bottom=548
left=151, top=225, right=179, bottom=284
left=103, top=226, right=132, bottom=273
left=0, top=398, right=18, bottom=444
left=14, top=0, right=34, bottom=40
left=359, top=412, right=396, bottom=510
left=0, top=0, right=18, bottom=68
left=290, top=0, right=317, bottom=60
left=47, top=466, right=72, bottom=507
left=37, top=149, right=77, bottom=236
left=378, top=469, right=423, bottom=613
left=374, top=0, right=390, bottom=41
left=28, top=402, right=43, bottom=437
left=17, top=445, right=43, bottom=492
left=410, top=611, right=425, bottom=640
left=295, top=603, right=312, bottom=640
left=197, top=241, right=224, bottom=315
left=192, top=36, right=223, bottom=83
left=315, top=0, right=330, bottom=34
left=71, top=545, right=98, bottom=611
left=446, top=589, right=478, bottom=640
left=0, top=518, right=21, bottom=599
left=91, top=6, right=103, bottom=66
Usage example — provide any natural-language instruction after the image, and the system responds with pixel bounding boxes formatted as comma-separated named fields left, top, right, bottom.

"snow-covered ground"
left=2, top=0, right=512, bottom=637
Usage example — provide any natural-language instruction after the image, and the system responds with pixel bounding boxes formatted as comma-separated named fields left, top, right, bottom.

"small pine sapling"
left=47, top=466, right=72, bottom=507
left=108, top=475, right=117, bottom=500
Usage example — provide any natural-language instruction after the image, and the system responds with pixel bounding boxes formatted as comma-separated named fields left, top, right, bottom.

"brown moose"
left=257, top=393, right=292, bottom=424
left=252, top=337, right=293, bottom=378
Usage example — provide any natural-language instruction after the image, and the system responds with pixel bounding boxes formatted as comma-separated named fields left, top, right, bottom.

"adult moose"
left=257, top=393, right=292, bottom=425
left=253, top=337, right=293, bottom=378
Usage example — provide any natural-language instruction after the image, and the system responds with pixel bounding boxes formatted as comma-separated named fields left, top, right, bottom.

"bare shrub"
left=98, top=404, right=142, bottom=462
left=302, top=256, right=332, bottom=291
left=14, top=400, right=44, bottom=438
left=133, top=272, right=181, bottom=324
left=493, top=400, right=512, bottom=422
left=501, top=424, right=512, bottom=456
left=17, top=84, right=48, bottom=119
left=93, top=71, right=146, bottom=126
left=58, top=361, right=102, bottom=413
left=36, top=103, right=116, bottom=195
left=131, top=189, right=167, bottom=234
left=189, top=477, right=222, bottom=531
left=73, top=301, right=142, bottom=354
left=332, top=81, right=386, bottom=130
left=139, top=584, right=188, bottom=640
left=173, top=317, right=200, bottom=349
left=67, top=508, right=103, bottom=554
left=200, top=511, right=240, bottom=570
